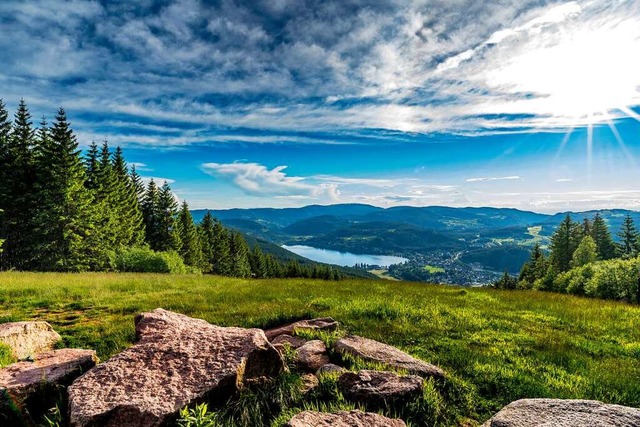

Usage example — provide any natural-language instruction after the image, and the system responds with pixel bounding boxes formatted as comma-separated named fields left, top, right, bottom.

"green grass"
left=1, top=272, right=639, bottom=425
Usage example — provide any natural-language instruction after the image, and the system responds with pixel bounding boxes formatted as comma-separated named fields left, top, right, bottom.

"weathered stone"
left=482, top=399, right=640, bottom=427
left=272, top=334, right=307, bottom=349
left=316, top=363, right=346, bottom=376
left=300, top=373, right=319, bottom=394
left=1, top=349, right=97, bottom=424
left=295, top=340, right=330, bottom=372
left=265, top=317, right=338, bottom=340
left=338, top=370, right=423, bottom=407
left=0, top=321, right=61, bottom=360
left=286, top=409, right=407, bottom=427
left=68, top=308, right=284, bottom=427
left=335, top=335, right=445, bottom=379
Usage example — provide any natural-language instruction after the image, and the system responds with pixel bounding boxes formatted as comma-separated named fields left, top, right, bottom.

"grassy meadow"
left=1, top=272, right=639, bottom=425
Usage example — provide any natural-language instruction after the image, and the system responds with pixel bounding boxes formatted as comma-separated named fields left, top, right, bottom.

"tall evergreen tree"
left=177, top=201, right=203, bottom=269
left=211, top=219, right=232, bottom=275
left=141, top=179, right=161, bottom=249
left=130, top=165, right=145, bottom=202
left=0, top=100, right=9, bottom=266
left=198, top=211, right=216, bottom=273
left=249, top=245, right=268, bottom=278
left=591, top=213, right=616, bottom=260
left=2, top=99, right=38, bottom=269
left=549, top=214, right=581, bottom=274
left=36, top=108, right=95, bottom=271
left=112, top=146, right=145, bottom=246
left=229, top=232, right=251, bottom=278
left=617, top=214, right=639, bottom=257
left=156, top=182, right=181, bottom=252
left=518, top=242, right=547, bottom=287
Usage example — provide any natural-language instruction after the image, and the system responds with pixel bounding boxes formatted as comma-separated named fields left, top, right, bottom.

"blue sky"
left=1, top=0, right=640, bottom=212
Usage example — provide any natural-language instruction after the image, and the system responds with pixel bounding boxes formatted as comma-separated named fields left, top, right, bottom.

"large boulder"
left=272, top=334, right=307, bottom=349
left=265, top=317, right=338, bottom=341
left=286, top=410, right=407, bottom=426
left=338, top=370, right=423, bottom=407
left=295, top=340, right=330, bottom=372
left=0, top=322, right=61, bottom=360
left=335, top=335, right=444, bottom=379
left=316, top=363, right=346, bottom=376
left=482, top=399, right=640, bottom=427
left=68, top=308, right=284, bottom=427
left=1, top=349, right=97, bottom=424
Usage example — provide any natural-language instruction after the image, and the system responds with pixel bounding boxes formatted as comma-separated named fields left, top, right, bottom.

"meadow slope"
left=0, top=272, right=639, bottom=425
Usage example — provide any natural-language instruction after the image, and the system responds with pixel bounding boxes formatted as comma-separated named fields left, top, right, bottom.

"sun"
left=490, top=19, right=640, bottom=125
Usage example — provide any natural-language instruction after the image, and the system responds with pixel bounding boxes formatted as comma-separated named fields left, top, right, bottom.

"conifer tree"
left=156, top=182, right=181, bottom=252
left=177, top=201, right=203, bottom=269
left=591, top=213, right=616, bottom=260
left=198, top=211, right=216, bottom=273
left=141, top=179, right=161, bottom=249
left=0, top=101, right=9, bottom=265
left=37, top=108, right=95, bottom=271
left=617, top=214, right=639, bottom=258
left=84, top=142, right=100, bottom=190
left=112, top=146, right=145, bottom=246
left=211, top=219, right=232, bottom=275
left=229, top=232, right=251, bottom=277
left=130, top=165, right=145, bottom=203
left=549, top=214, right=581, bottom=274
left=518, top=242, right=547, bottom=287
left=249, top=245, right=268, bottom=278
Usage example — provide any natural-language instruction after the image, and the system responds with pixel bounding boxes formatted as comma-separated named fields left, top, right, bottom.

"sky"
left=1, top=0, right=640, bottom=213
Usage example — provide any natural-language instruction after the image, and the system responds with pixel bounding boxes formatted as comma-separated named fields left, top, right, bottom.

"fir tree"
left=249, top=245, right=268, bottom=278
left=549, top=214, right=581, bottom=274
left=37, top=108, right=95, bottom=271
left=156, top=182, right=181, bottom=252
left=211, top=219, right=232, bottom=275
left=112, top=146, right=145, bottom=246
left=130, top=165, right=145, bottom=203
left=617, top=214, right=639, bottom=257
left=518, top=242, right=547, bottom=288
left=141, top=179, right=161, bottom=249
left=591, top=213, right=616, bottom=260
left=177, top=201, right=203, bottom=269
left=229, top=232, right=251, bottom=278
left=198, top=211, right=216, bottom=273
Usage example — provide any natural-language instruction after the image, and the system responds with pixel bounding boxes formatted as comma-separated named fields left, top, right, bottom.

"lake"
left=282, top=245, right=408, bottom=267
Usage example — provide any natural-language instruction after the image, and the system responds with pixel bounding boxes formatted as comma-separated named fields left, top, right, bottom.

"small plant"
left=176, top=403, right=219, bottom=427
left=0, top=342, right=16, bottom=367
left=40, top=405, right=63, bottom=427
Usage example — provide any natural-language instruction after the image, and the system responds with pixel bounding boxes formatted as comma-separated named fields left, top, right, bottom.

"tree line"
left=493, top=212, right=640, bottom=303
left=0, top=99, right=341, bottom=280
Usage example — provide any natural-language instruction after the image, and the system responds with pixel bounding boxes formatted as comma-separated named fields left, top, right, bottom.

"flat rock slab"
left=338, top=370, right=423, bottom=407
left=296, top=340, right=330, bottom=372
left=0, top=321, right=61, bottom=359
left=335, top=335, right=445, bottom=379
left=68, top=308, right=284, bottom=427
left=265, top=317, right=338, bottom=341
left=482, top=399, right=640, bottom=427
left=286, top=410, right=407, bottom=426
left=1, top=349, right=97, bottom=423
left=272, top=334, right=307, bottom=349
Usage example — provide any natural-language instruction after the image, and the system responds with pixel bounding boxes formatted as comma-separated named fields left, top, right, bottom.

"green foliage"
left=617, top=213, right=640, bottom=258
left=592, top=213, right=616, bottom=260
left=0, top=342, right=16, bottom=367
left=113, top=247, right=188, bottom=274
left=176, top=403, right=220, bottom=427
left=549, top=214, right=581, bottom=274
left=177, top=201, right=204, bottom=270
left=571, top=235, right=598, bottom=268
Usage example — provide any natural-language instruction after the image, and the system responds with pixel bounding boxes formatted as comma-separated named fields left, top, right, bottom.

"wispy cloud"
left=466, top=176, right=522, bottom=183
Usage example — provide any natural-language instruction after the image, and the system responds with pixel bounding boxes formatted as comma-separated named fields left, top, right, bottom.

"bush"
left=113, top=247, right=189, bottom=274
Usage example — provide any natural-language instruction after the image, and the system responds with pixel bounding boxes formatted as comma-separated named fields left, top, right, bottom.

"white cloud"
left=466, top=176, right=522, bottom=183
left=201, top=162, right=339, bottom=200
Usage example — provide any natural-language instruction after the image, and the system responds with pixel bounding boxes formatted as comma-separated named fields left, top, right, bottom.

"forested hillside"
left=0, top=100, right=346, bottom=280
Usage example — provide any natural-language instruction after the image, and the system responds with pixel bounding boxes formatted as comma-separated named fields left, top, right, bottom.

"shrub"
left=114, top=247, right=188, bottom=274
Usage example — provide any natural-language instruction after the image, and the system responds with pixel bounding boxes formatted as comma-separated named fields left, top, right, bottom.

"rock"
left=1, top=349, right=97, bottom=424
left=300, top=373, right=319, bottom=394
left=316, top=363, right=346, bottom=376
left=0, top=321, right=61, bottom=360
left=338, top=370, right=423, bottom=407
left=295, top=340, right=330, bottom=372
left=335, top=335, right=444, bottom=379
left=482, top=399, right=640, bottom=427
left=265, top=317, right=338, bottom=341
left=68, top=308, right=284, bottom=427
left=286, top=409, right=407, bottom=426
left=272, top=334, right=307, bottom=349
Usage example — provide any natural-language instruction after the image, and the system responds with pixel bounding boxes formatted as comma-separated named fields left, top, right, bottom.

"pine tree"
left=130, top=165, right=145, bottom=203
left=249, top=245, right=268, bottom=278
left=571, top=235, right=598, bottom=268
left=229, top=232, right=251, bottom=278
left=198, top=211, right=216, bottom=273
left=177, top=201, right=203, bottom=269
left=2, top=99, right=38, bottom=269
left=617, top=214, right=639, bottom=258
left=591, top=213, right=616, bottom=260
left=581, top=217, right=592, bottom=238
left=0, top=100, right=9, bottom=266
left=141, top=179, right=161, bottom=249
left=549, top=214, right=581, bottom=274
left=112, top=146, right=145, bottom=246
left=36, top=108, right=95, bottom=271
left=84, top=142, right=100, bottom=190
left=518, top=242, right=547, bottom=287
left=156, top=182, right=181, bottom=252
left=211, top=220, right=232, bottom=275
